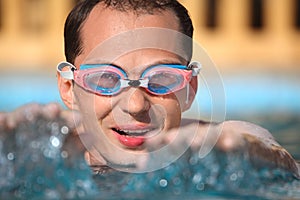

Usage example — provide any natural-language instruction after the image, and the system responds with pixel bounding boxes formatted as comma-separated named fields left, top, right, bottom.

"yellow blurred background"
left=0, top=0, right=299, bottom=71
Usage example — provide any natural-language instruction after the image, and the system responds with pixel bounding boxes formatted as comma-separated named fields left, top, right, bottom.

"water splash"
left=0, top=116, right=98, bottom=199
left=0, top=116, right=299, bottom=199
left=94, top=148, right=300, bottom=199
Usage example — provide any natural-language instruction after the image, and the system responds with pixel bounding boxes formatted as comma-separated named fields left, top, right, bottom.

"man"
left=57, top=0, right=201, bottom=171
left=54, top=0, right=300, bottom=176
left=1, top=0, right=299, bottom=177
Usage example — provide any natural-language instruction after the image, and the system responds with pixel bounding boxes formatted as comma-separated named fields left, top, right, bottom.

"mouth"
left=111, top=126, right=160, bottom=148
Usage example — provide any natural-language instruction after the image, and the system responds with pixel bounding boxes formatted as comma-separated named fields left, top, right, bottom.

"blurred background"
left=0, top=0, right=299, bottom=158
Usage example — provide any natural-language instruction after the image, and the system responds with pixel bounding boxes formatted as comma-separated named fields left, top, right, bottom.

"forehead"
left=75, top=4, right=181, bottom=66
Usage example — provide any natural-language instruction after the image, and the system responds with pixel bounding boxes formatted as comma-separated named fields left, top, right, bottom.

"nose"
left=119, top=88, right=150, bottom=116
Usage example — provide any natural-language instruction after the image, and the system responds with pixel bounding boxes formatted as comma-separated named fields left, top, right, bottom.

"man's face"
left=59, top=4, right=197, bottom=165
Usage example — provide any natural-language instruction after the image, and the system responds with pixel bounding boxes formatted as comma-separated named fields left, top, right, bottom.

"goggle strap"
left=188, top=61, right=202, bottom=76
left=186, top=83, right=190, bottom=104
left=57, top=61, right=76, bottom=80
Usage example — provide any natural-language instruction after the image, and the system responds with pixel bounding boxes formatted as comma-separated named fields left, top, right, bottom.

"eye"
left=148, top=72, right=183, bottom=93
left=85, top=71, right=121, bottom=90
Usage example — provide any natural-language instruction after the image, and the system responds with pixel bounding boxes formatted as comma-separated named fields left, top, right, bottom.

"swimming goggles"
left=57, top=61, right=201, bottom=96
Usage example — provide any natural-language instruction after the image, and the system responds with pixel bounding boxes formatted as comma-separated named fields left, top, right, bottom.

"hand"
left=0, top=103, right=77, bottom=130
left=0, top=102, right=88, bottom=161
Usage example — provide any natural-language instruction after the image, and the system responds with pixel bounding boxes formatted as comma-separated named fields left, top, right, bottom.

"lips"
left=111, top=125, right=157, bottom=148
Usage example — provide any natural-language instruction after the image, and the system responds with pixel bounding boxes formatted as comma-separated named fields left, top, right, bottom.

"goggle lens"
left=84, top=71, right=121, bottom=95
left=147, top=70, right=184, bottom=94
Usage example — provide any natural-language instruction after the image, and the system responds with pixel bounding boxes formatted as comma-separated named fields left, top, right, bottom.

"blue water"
left=0, top=115, right=299, bottom=199
left=0, top=70, right=300, bottom=199
left=0, top=70, right=63, bottom=111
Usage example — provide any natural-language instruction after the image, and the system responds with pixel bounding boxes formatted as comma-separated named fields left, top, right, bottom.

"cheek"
left=93, top=97, right=113, bottom=120
left=164, top=90, right=186, bottom=113
left=164, top=100, right=181, bottom=116
left=74, top=86, right=112, bottom=120
left=154, top=95, right=182, bottom=128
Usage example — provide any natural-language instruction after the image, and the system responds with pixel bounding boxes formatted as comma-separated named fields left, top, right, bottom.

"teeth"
left=123, top=129, right=150, bottom=134
left=114, top=128, right=151, bottom=136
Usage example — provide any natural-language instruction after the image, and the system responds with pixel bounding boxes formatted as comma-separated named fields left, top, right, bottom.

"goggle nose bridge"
left=120, top=79, right=149, bottom=89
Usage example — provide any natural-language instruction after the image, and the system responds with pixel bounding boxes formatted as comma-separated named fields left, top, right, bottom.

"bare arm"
left=219, top=120, right=300, bottom=179
left=146, top=119, right=300, bottom=178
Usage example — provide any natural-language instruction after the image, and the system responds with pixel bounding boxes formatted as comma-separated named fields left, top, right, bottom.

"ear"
left=57, top=71, right=77, bottom=110
left=182, top=76, right=198, bottom=112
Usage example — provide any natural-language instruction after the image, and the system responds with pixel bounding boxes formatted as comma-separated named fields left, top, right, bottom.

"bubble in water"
left=61, top=126, right=69, bottom=135
left=36, top=176, right=44, bottom=184
left=196, top=182, right=205, bottom=191
left=172, top=177, right=181, bottom=186
left=230, top=173, right=238, bottom=181
left=61, top=150, right=68, bottom=158
left=192, top=172, right=202, bottom=184
left=30, top=141, right=40, bottom=149
left=159, top=179, right=168, bottom=187
left=7, top=152, right=14, bottom=161
left=50, top=136, right=61, bottom=148
left=50, top=122, right=60, bottom=135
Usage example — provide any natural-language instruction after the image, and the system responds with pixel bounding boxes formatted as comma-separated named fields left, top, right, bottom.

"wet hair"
left=64, top=0, right=194, bottom=64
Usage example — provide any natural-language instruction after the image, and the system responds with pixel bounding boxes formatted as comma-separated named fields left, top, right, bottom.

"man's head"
left=57, top=0, right=198, bottom=167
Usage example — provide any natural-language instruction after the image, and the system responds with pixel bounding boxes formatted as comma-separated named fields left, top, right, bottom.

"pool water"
left=0, top=113, right=299, bottom=200
left=0, top=70, right=300, bottom=199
